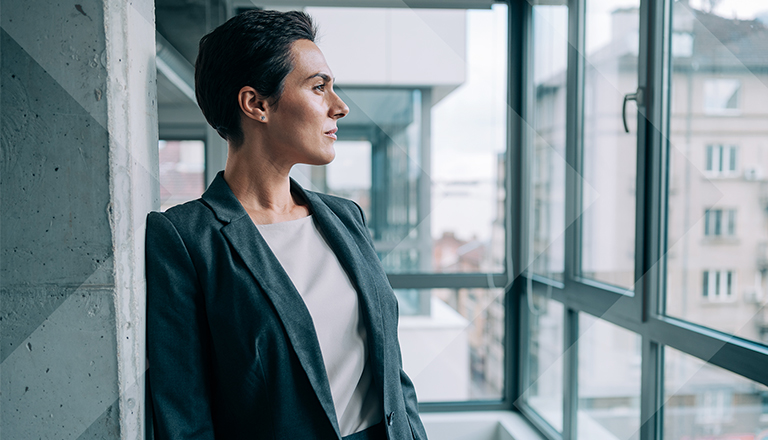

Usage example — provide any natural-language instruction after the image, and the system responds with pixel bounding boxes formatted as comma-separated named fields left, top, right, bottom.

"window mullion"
left=562, top=0, right=585, bottom=436
left=640, top=338, right=664, bottom=440
left=562, top=307, right=579, bottom=440
left=564, top=0, right=584, bottom=288
left=640, top=0, right=669, bottom=436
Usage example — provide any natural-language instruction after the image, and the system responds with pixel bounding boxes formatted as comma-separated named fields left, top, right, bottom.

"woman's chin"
left=303, top=151, right=335, bottom=166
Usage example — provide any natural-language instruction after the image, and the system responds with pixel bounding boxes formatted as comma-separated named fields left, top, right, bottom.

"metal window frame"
left=516, top=1, right=768, bottom=440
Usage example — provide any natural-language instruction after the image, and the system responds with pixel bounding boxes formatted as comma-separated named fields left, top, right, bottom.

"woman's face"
left=264, top=39, right=349, bottom=167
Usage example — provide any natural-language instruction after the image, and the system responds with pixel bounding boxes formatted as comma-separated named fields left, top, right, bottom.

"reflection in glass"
left=396, top=288, right=504, bottom=402
left=579, top=0, right=640, bottom=290
left=530, top=4, right=568, bottom=282
left=664, top=347, right=768, bottom=439
left=158, top=140, right=205, bottom=211
left=525, top=295, right=564, bottom=432
left=664, top=0, right=768, bottom=346
left=292, top=5, right=508, bottom=275
left=578, top=313, right=641, bottom=440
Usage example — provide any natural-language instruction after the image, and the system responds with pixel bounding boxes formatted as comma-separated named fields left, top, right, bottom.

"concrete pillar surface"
left=1, top=0, right=158, bottom=438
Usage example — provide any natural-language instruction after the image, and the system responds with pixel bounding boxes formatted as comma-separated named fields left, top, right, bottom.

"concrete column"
left=1, top=0, right=157, bottom=438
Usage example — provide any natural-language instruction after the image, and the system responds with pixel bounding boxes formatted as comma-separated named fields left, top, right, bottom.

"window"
left=578, top=0, right=640, bottom=291
left=705, top=144, right=737, bottom=175
left=276, top=2, right=511, bottom=404
left=664, top=348, right=768, bottom=438
left=703, top=208, right=736, bottom=237
left=524, top=294, right=564, bottom=431
left=702, top=270, right=735, bottom=301
left=704, top=79, right=741, bottom=115
left=519, top=0, right=768, bottom=439
left=529, top=2, right=568, bottom=283
left=577, top=314, right=641, bottom=439
left=665, top=0, right=765, bottom=344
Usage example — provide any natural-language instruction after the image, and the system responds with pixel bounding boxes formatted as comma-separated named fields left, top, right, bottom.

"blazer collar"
left=200, top=171, right=319, bottom=224
left=201, top=171, right=385, bottom=438
left=200, top=171, right=247, bottom=224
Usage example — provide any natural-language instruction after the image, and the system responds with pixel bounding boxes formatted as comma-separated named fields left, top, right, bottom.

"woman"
left=145, top=9, right=428, bottom=440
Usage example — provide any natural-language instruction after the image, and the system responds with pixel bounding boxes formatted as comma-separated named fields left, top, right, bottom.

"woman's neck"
left=222, top=141, right=309, bottom=225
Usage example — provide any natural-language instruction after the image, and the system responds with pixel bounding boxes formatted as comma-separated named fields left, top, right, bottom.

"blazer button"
left=387, top=411, right=395, bottom=426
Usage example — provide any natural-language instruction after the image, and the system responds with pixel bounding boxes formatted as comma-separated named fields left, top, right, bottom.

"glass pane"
left=664, top=0, right=768, bottom=346
left=325, top=140, right=373, bottom=221
left=664, top=347, right=768, bottom=439
left=579, top=0, right=640, bottom=290
left=578, top=313, right=641, bottom=440
left=158, top=140, right=205, bottom=211
left=290, top=5, right=508, bottom=274
left=530, top=4, right=568, bottom=282
left=396, top=288, right=505, bottom=402
left=524, top=293, right=564, bottom=432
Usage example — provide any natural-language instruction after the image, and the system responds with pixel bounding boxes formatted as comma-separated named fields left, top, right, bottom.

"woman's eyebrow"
left=306, top=73, right=334, bottom=83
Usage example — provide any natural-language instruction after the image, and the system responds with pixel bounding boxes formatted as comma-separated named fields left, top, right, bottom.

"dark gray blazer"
left=146, top=171, right=427, bottom=440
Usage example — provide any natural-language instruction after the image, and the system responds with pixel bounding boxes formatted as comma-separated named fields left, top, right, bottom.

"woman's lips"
left=324, top=128, right=338, bottom=140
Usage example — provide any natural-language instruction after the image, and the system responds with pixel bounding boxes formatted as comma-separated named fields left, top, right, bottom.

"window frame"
left=703, top=208, right=737, bottom=237
left=702, top=270, right=736, bottom=302
left=705, top=144, right=738, bottom=176
left=516, top=1, right=768, bottom=440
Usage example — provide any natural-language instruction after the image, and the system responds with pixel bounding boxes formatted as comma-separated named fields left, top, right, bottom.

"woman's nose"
left=332, top=93, right=349, bottom=119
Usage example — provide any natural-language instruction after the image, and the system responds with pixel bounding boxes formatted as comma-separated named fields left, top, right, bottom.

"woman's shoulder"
left=146, top=199, right=218, bottom=237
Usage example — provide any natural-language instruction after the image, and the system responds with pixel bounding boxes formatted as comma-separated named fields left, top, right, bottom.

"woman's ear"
left=238, top=86, right=268, bottom=123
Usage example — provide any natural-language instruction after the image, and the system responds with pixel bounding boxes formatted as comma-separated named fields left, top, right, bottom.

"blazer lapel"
left=297, top=187, right=387, bottom=396
left=202, top=173, right=341, bottom=438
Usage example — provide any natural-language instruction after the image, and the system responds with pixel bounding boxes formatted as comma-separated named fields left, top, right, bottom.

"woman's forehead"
left=289, top=39, right=333, bottom=80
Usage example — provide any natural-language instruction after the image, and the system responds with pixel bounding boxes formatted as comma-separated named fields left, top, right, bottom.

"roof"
left=688, top=7, right=768, bottom=71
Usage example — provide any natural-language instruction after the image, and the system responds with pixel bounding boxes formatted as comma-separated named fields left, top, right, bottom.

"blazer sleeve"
left=352, top=201, right=429, bottom=440
left=146, top=211, right=215, bottom=440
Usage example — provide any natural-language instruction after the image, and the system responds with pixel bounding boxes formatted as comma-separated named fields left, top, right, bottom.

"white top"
left=255, top=215, right=382, bottom=436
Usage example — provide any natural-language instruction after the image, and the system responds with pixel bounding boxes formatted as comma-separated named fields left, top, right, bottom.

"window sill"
left=701, top=298, right=737, bottom=305
left=421, top=411, right=545, bottom=440
left=701, top=173, right=739, bottom=179
left=700, top=237, right=739, bottom=245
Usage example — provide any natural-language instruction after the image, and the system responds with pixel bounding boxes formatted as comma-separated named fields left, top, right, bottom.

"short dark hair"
left=194, top=10, right=317, bottom=145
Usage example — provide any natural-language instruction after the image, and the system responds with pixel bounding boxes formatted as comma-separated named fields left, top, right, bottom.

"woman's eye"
left=314, top=83, right=326, bottom=91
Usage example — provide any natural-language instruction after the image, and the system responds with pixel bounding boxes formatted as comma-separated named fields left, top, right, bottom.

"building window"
left=705, top=144, right=737, bottom=175
left=704, top=79, right=741, bottom=114
left=702, top=270, right=735, bottom=301
left=704, top=208, right=736, bottom=237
